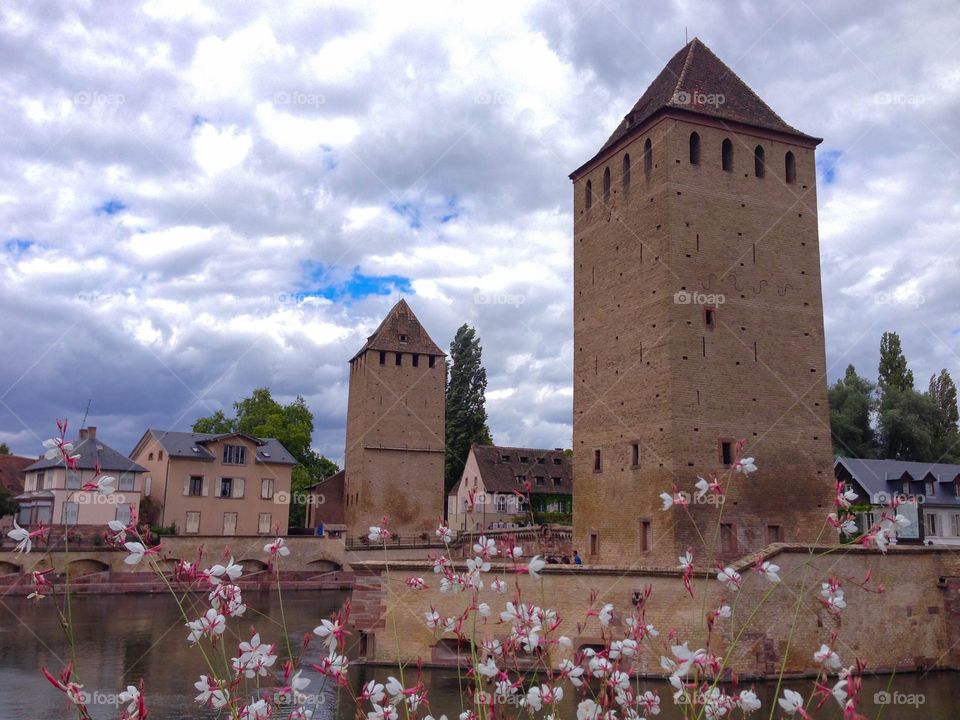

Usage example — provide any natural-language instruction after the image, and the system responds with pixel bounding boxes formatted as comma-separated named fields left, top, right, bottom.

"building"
left=0, top=453, right=34, bottom=530
left=834, top=457, right=960, bottom=545
left=344, top=299, right=446, bottom=538
left=130, top=429, right=296, bottom=536
left=570, top=39, right=835, bottom=565
left=16, top=427, right=146, bottom=528
left=447, top=444, right=573, bottom=532
left=304, top=469, right=346, bottom=537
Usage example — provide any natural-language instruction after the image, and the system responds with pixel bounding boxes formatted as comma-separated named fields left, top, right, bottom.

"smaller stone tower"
left=343, top=300, right=446, bottom=537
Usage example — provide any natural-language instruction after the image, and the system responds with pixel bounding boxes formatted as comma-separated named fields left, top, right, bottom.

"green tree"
left=928, top=369, right=960, bottom=461
left=0, top=486, right=18, bottom=518
left=828, top=365, right=876, bottom=458
left=192, top=388, right=339, bottom=527
left=878, top=331, right=914, bottom=395
left=444, top=325, right=493, bottom=493
left=877, top=387, right=941, bottom=461
left=0, top=443, right=10, bottom=454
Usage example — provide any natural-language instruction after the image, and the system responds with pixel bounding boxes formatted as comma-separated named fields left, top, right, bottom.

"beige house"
left=447, top=444, right=573, bottom=532
left=17, top=427, right=146, bottom=528
left=130, top=430, right=296, bottom=536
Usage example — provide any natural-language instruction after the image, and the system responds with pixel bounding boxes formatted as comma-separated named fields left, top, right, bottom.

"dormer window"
left=501, top=454, right=510, bottom=462
left=223, top=444, right=246, bottom=465
left=399, top=334, right=408, bottom=343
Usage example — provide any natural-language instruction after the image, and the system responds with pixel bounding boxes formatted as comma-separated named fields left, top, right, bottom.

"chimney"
left=86, top=426, right=96, bottom=439
left=79, top=429, right=88, bottom=440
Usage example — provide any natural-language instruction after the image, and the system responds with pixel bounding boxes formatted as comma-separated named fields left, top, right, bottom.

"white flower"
left=758, top=561, right=780, bottom=583
left=477, top=657, right=498, bottom=678
left=7, top=522, right=31, bottom=554
left=678, top=551, right=693, bottom=571
left=527, top=555, right=546, bottom=578
left=577, top=699, right=600, bottom=720
left=117, top=685, right=139, bottom=714
left=695, top=476, right=709, bottom=499
left=716, top=605, right=732, bottom=619
left=558, top=635, right=573, bottom=649
left=559, top=659, right=585, bottom=687
left=525, top=685, right=543, bottom=711
left=490, top=578, right=507, bottom=593
left=735, top=456, right=757, bottom=474
left=264, top=537, right=290, bottom=557
left=659, top=491, right=674, bottom=511
left=206, top=558, right=242, bottom=584
left=367, top=703, right=398, bottom=720
left=313, top=618, right=343, bottom=652
left=424, top=610, right=441, bottom=629
left=362, top=680, right=386, bottom=704
left=777, top=689, right=804, bottom=715
left=187, top=608, right=226, bottom=644
left=473, top=535, right=497, bottom=557
left=123, top=541, right=147, bottom=565
left=436, top=524, right=453, bottom=543
left=598, top=603, right=614, bottom=626
left=814, top=644, right=842, bottom=671
left=466, top=556, right=491, bottom=573
left=669, top=642, right=705, bottom=677
left=93, top=475, right=116, bottom=495
left=717, top=567, right=742, bottom=591
left=738, top=689, right=761, bottom=712
left=368, top=526, right=389, bottom=542
left=194, top=675, right=229, bottom=708
left=477, top=602, right=491, bottom=617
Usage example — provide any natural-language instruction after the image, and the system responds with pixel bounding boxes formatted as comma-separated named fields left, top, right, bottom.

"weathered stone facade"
left=570, top=39, right=835, bottom=566
left=344, top=300, right=446, bottom=538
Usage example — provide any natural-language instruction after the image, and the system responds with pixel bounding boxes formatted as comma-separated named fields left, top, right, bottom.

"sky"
left=1, top=0, right=958, bottom=466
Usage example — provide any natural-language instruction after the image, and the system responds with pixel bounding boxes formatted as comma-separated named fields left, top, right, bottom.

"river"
left=0, top=591, right=956, bottom=718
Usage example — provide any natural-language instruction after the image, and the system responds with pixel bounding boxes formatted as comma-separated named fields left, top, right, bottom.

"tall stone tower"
left=344, top=299, right=446, bottom=537
left=570, top=39, right=835, bottom=567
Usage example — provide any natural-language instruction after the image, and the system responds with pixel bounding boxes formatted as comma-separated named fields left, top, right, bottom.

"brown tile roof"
left=0, top=455, right=31, bottom=494
left=573, top=38, right=819, bottom=177
left=351, top=299, right=445, bottom=361
left=468, top=444, right=572, bottom=495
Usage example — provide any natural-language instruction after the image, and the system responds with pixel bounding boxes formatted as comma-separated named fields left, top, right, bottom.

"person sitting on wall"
left=561, top=555, right=570, bottom=564
left=573, top=550, right=582, bottom=566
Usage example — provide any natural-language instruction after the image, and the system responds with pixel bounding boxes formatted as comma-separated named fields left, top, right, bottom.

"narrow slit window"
left=631, top=443, right=640, bottom=467
left=593, top=449, right=602, bottom=472
left=720, top=440, right=733, bottom=467
left=643, top=138, right=652, bottom=175
left=602, top=166, right=611, bottom=201
left=754, top=145, right=765, bottom=177
left=640, top=520, right=651, bottom=552
left=721, top=139, right=733, bottom=172
left=585, top=180, right=593, bottom=209
left=704, top=307, right=715, bottom=329
left=379, top=351, right=386, bottom=365
left=785, top=151, right=796, bottom=184
left=689, top=132, right=701, bottom=165
left=622, top=153, right=631, bottom=191
left=412, top=353, right=419, bottom=367
left=395, top=352, right=402, bottom=366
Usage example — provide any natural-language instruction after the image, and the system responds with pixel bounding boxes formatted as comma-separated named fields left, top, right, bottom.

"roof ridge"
left=672, top=38, right=697, bottom=101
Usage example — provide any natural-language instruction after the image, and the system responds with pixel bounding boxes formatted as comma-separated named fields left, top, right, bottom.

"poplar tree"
left=445, top=325, right=493, bottom=493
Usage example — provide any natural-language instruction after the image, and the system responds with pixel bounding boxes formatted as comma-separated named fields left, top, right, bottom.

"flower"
left=814, top=644, right=842, bottom=671
left=264, top=537, right=290, bottom=558
left=436, top=524, right=453, bottom=544
left=756, top=560, right=780, bottom=583
left=717, top=567, right=742, bottom=591
left=8, top=521, right=31, bottom=554
left=598, top=603, right=614, bottom=626
left=82, top=474, right=116, bottom=495
left=558, top=659, right=585, bottom=687
left=777, top=689, right=804, bottom=715
left=738, top=689, right=761, bottom=713
left=473, top=535, right=497, bottom=558
left=577, top=699, right=600, bottom=720
left=527, top=555, right=546, bottom=578
left=187, top=608, right=227, bottom=644
left=124, top=541, right=148, bottom=565
left=314, top=617, right=347, bottom=652
left=361, top=680, right=386, bottom=704
left=117, top=684, right=140, bottom=715
left=424, top=610, right=441, bottom=629
left=734, top=456, right=757, bottom=474
left=659, top=491, right=674, bottom=511
left=406, top=576, right=427, bottom=590
left=241, top=699, right=271, bottom=719
left=206, top=557, right=243, bottom=585
left=490, top=578, right=507, bottom=593
left=194, top=675, right=229, bottom=708
left=368, top=526, right=391, bottom=542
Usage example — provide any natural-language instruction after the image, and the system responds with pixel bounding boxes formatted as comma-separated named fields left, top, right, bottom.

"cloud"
left=0, top=0, right=958, bottom=472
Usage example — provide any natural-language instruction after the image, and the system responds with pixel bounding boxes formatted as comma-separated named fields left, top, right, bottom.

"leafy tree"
left=877, top=388, right=942, bottom=461
left=827, top=365, right=876, bottom=458
left=0, top=487, right=18, bottom=518
left=444, top=325, right=493, bottom=493
left=0, top=443, right=9, bottom=455
left=878, top=331, right=914, bottom=395
left=192, top=388, right=339, bottom=527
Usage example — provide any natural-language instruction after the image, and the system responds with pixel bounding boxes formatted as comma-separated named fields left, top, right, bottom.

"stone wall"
left=350, top=544, right=960, bottom=678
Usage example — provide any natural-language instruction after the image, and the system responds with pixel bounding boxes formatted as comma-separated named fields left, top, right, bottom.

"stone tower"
left=344, top=299, right=446, bottom=537
left=570, top=39, right=835, bottom=567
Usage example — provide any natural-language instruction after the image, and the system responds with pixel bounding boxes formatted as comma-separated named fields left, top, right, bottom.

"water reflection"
left=0, top=592, right=956, bottom=719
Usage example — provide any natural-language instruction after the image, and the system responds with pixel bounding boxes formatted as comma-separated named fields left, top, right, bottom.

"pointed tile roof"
left=573, top=38, right=819, bottom=177
left=350, top=299, right=445, bottom=361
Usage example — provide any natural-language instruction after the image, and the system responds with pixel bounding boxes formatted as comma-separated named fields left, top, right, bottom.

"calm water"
left=0, top=591, right=957, bottom=719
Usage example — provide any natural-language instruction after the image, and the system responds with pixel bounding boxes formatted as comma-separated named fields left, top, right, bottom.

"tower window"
left=379, top=351, right=386, bottom=365
left=593, top=449, right=602, bottom=472
left=754, top=145, right=765, bottom=178
left=589, top=532, right=599, bottom=555
left=721, top=139, right=733, bottom=172
left=395, top=352, right=402, bottom=366
left=585, top=180, right=592, bottom=209
left=412, top=353, right=419, bottom=367
left=689, top=132, right=701, bottom=165
left=720, top=523, right=737, bottom=553
left=704, top=307, right=715, bottom=329
left=429, top=355, right=436, bottom=368
left=720, top=440, right=733, bottom=467
left=767, top=525, right=783, bottom=543
left=622, top=153, right=631, bottom=192
left=602, top=166, right=611, bottom=201
left=785, top=151, right=796, bottom=184
left=643, top=138, right=652, bottom=175
left=399, top=333, right=407, bottom=342
left=640, top=520, right=651, bottom=552
left=631, top=442, right=640, bottom=467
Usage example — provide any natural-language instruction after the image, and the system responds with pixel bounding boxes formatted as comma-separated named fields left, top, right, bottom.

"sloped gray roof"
left=146, top=429, right=297, bottom=465
left=835, top=457, right=960, bottom=507
left=466, top=444, right=572, bottom=495
left=24, top=437, right=147, bottom=473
